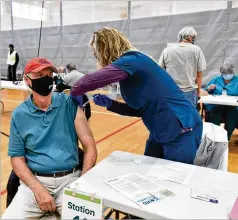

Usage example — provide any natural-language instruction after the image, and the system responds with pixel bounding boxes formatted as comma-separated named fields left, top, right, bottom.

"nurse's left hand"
left=93, top=94, right=112, bottom=108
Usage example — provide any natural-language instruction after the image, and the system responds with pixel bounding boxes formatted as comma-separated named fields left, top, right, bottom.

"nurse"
left=204, top=63, right=238, bottom=140
left=71, top=27, right=203, bottom=164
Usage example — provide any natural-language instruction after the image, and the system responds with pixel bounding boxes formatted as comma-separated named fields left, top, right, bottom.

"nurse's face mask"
left=26, top=69, right=54, bottom=96
left=222, top=73, right=234, bottom=81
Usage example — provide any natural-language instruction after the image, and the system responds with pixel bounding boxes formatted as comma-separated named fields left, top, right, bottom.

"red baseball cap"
left=24, top=57, right=58, bottom=74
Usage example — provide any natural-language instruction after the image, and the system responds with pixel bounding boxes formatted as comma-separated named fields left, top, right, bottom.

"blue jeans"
left=184, top=90, right=198, bottom=108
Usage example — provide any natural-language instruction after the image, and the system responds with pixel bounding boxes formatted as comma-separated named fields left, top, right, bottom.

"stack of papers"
left=105, top=173, right=175, bottom=208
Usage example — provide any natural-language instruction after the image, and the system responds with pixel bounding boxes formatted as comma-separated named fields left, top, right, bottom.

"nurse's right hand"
left=208, top=84, right=216, bottom=91
left=93, top=94, right=112, bottom=108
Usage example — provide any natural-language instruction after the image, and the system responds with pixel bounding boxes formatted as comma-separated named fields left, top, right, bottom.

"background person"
left=159, top=26, right=206, bottom=107
left=7, top=44, right=19, bottom=81
left=204, top=63, right=238, bottom=140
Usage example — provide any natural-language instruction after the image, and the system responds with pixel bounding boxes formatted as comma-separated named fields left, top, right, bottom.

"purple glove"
left=93, top=94, right=112, bottom=108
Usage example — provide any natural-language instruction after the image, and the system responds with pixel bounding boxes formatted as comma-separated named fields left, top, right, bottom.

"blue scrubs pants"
left=144, top=122, right=203, bottom=164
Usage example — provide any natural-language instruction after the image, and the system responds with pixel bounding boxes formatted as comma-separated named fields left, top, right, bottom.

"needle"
left=82, top=95, right=99, bottom=107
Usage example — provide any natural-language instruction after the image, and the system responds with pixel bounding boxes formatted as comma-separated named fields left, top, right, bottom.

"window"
left=42, top=1, right=60, bottom=27
left=173, top=1, right=227, bottom=15
left=12, top=2, right=46, bottom=21
left=63, top=1, right=128, bottom=26
left=232, top=1, right=238, bottom=8
left=92, top=1, right=128, bottom=22
left=1, top=1, right=12, bottom=31
left=131, top=1, right=173, bottom=19
left=131, top=1, right=227, bottom=19
left=62, top=1, right=93, bottom=25
left=12, top=1, right=45, bottom=30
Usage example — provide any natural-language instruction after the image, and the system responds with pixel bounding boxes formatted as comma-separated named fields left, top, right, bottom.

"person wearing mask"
left=54, top=63, right=91, bottom=121
left=7, top=44, right=19, bottom=81
left=158, top=27, right=206, bottom=107
left=204, top=63, right=238, bottom=140
left=71, top=27, right=203, bottom=164
left=2, top=57, right=97, bottom=219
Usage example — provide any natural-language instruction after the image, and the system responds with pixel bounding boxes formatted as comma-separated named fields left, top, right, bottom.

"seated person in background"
left=63, top=63, right=85, bottom=87
left=57, top=65, right=66, bottom=78
left=2, top=57, right=97, bottom=219
left=54, top=63, right=91, bottom=121
left=204, top=63, right=238, bottom=140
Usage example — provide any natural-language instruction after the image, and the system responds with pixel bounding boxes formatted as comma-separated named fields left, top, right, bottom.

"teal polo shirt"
left=8, top=92, right=79, bottom=174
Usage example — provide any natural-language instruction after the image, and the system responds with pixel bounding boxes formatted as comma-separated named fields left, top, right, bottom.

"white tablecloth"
left=200, top=95, right=238, bottom=106
left=1, top=80, right=29, bottom=91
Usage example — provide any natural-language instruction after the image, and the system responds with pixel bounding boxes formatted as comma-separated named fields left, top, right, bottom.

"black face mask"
left=27, top=75, right=53, bottom=96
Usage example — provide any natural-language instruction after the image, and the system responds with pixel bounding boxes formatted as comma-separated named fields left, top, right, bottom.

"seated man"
left=54, top=63, right=91, bottom=121
left=2, top=57, right=97, bottom=219
left=204, top=63, right=238, bottom=140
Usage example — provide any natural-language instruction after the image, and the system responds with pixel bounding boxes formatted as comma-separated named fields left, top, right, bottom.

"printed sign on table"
left=62, top=188, right=103, bottom=219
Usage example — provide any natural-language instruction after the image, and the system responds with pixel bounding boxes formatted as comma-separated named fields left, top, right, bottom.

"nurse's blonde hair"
left=90, top=27, right=135, bottom=68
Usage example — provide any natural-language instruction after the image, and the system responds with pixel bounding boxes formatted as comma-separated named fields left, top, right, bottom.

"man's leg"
left=10, top=65, right=14, bottom=81
left=224, top=106, right=237, bottom=140
left=6, top=170, right=20, bottom=207
left=54, top=171, right=81, bottom=215
left=12, top=65, right=17, bottom=81
left=2, top=182, right=45, bottom=219
left=161, top=122, right=203, bottom=164
left=183, top=90, right=198, bottom=108
left=7, top=65, right=11, bottom=81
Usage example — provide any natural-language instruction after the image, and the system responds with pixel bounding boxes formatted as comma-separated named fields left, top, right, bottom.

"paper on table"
left=105, top=173, right=175, bottom=208
left=146, top=162, right=196, bottom=185
left=107, top=154, right=157, bottom=165
left=191, top=187, right=219, bottom=204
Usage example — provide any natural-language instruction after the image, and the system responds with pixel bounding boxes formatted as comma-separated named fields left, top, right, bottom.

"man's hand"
left=208, top=84, right=216, bottom=91
left=33, top=185, right=56, bottom=212
left=11, top=157, right=56, bottom=212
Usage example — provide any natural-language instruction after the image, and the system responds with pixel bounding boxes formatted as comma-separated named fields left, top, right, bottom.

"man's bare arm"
left=196, top=71, right=203, bottom=98
left=74, top=108, right=97, bottom=175
left=11, top=157, right=56, bottom=212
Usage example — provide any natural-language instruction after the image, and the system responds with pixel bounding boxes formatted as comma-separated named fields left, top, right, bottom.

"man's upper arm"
left=8, top=118, right=25, bottom=157
left=197, top=48, right=206, bottom=72
left=74, top=108, right=95, bottom=146
left=66, top=95, right=79, bottom=121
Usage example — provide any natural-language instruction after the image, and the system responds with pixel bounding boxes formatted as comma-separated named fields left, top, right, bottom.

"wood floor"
left=1, top=89, right=238, bottom=216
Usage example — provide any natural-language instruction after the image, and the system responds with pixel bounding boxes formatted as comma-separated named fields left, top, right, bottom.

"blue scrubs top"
left=112, top=51, right=202, bottom=143
left=205, top=75, right=238, bottom=111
